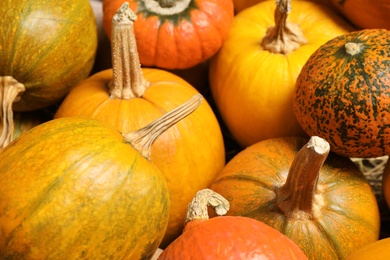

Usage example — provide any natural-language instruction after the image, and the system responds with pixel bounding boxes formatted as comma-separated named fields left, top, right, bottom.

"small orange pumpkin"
left=294, top=29, right=390, bottom=158
left=158, top=189, right=308, bottom=260
left=102, top=0, right=234, bottom=70
left=345, top=237, right=390, bottom=260
left=55, top=3, right=226, bottom=248
left=210, top=136, right=380, bottom=259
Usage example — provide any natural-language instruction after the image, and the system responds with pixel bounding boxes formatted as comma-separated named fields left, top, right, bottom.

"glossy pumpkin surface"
left=294, top=29, right=390, bottom=158
left=0, top=117, right=170, bottom=259
left=159, top=189, right=308, bottom=260
left=54, top=68, right=226, bottom=248
left=102, top=0, right=234, bottom=70
left=210, top=136, right=380, bottom=259
left=0, top=0, right=97, bottom=111
left=331, top=0, right=390, bottom=30
left=209, top=0, right=354, bottom=148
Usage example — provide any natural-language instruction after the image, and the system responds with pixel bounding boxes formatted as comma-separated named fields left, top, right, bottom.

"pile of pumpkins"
left=0, top=0, right=389, bottom=259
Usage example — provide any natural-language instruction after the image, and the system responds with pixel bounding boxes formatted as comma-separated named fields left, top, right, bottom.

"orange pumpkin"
left=0, top=0, right=97, bottom=147
left=294, top=29, right=390, bottom=158
left=55, top=3, right=225, bottom=249
left=209, top=0, right=355, bottom=148
left=0, top=94, right=203, bottom=258
left=210, top=136, right=380, bottom=259
left=330, top=0, right=390, bottom=30
left=345, top=237, right=390, bottom=260
left=102, top=0, right=234, bottom=70
left=158, top=189, right=308, bottom=260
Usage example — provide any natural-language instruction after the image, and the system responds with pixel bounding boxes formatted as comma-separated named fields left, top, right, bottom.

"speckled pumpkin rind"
left=293, top=29, right=390, bottom=158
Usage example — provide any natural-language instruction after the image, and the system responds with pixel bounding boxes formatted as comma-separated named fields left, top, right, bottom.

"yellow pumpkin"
left=209, top=0, right=355, bottom=148
left=233, top=0, right=333, bottom=13
left=345, top=238, right=390, bottom=260
left=55, top=3, right=225, bottom=248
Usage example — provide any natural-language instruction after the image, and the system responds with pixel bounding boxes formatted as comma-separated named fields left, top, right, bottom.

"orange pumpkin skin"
left=294, top=29, right=390, bottom=158
left=159, top=216, right=308, bottom=259
left=54, top=68, right=226, bottom=248
left=102, top=0, right=234, bottom=70
left=0, top=0, right=97, bottom=111
left=0, top=117, right=170, bottom=259
left=210, top=137, right=380, bottom=259
left=345, top=237, right=390, bottom=260
left=331, top=0, right=390, bottom=30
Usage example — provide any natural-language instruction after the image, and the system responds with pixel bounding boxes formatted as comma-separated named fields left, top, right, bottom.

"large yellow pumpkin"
left=209, top=0, right=355, bottom=148
left=55, top=3, right=225, bottom=248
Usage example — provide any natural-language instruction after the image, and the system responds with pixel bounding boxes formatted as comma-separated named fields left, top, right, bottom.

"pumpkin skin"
left=54, top=68, right=226, bottom=248
left=102, top=0, right=234, bottom=70
left=330, top=0, right=390, bottom=30
left=293, top=29, right=390, bottom=158
left=233, top=0, right=333, bottom=13
left=210, top=136, right=380, bottom=259
left=0, top=0, right=97, bottom=111
left=345, top=237, right=390, bottom=260
left=158, top=189, right=308, bottom=260
left=209, top=0, right=355, bottom=148
left=0, top=116, right=170, bottom=259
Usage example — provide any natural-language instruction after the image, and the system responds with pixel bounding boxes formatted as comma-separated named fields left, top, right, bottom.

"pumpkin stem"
left=261, top=0, right=307, bottom=54
left=185, top=189, right=230, bottom=223
left=123, top=94, right=202, bottom=159
left=345, top=42, right=364, bottom=56
left=143, top=0, right=192, bottom=15
left=0, top=76, right=25, bottom=148
left=275, top=136, right=330, bottom=220
left=109, top=2, right=149, bottom=99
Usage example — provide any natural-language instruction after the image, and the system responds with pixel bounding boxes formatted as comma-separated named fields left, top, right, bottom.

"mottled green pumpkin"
left=0, top=0, right=97, bottom=111
left=0, top=117, right=170, bottom=259
left=293, top=29, right=390, bottom=158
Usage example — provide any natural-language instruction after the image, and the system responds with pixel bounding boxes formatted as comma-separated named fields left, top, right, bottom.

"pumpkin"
left=345, top=237, right=390, bottom=260
left=0, top=0, right=97, bottom=148
left=210, top=136, right=380, bottom=259
left=233, top=0, right=333, bottom=13
left=55, top=3, right=226, bottom=249
left=0, top=93, right=202, bottom=258
left=330, top=0, right=390, bottom=30
left=209, top=0, right=355, bottom=148
left=102, top=0, right=234, bottom=70
left=158, top=189, right=308, bottom=260
left=293, top=29, right=390, bottom=158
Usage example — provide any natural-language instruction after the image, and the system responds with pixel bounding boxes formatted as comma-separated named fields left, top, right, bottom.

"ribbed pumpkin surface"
left=294, top=29, right=390, bottom=158
left=0, top=0, right=97, bottom=111
left=0, top=117, right=169, bottom=259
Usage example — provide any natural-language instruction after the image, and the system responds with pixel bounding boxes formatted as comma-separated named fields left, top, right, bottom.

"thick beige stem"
left=185, top=189, right=230, bottom=223
left=345, top=42, right=364, bottom=56
left=0, top=76, right=25, bottom=148
left=123, top=94, right=203, bottom=159
left=109, top=2, right=149, bottom=99
left=275, top=136, right=329, bottom=220
left=261, top=0, right=307, bottom=54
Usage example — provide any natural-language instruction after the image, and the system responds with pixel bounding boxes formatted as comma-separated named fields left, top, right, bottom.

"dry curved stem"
left=275, top=136, right=330, bottom=220
left=262, top=0, right=307, bottom=54
left=109, top=2, right=149, bottom=99
left=185, top=189, right=230, bottom=223
left=0, top=76, right=25, bottom=148
left=123, top=94, right=203, bottom=160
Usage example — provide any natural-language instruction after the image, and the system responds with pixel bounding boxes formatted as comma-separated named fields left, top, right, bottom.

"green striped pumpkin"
left=293, top=29, right=390, bottom=158
left=0, top=0, right=97, bottom=111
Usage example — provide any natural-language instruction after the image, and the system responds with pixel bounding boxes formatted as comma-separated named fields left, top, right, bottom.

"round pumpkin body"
left=294, top=29, right=390, bottom=158
left=0, top=0, right=97, bottom=111
left=233, top=0, right=333, bottom=13
left=345, top=237, right=390, bottom=260
left=102, top=0, right=234, bottom=70
left=0, top=117, right=170, bottom=259
left=54, top=68, right=226, bottom=248
left=331, top=0, right=390, bottom=30
left=210, top=137, right=380, bottom=259
left=159, top=216, right=308, bottom=259
left=209, top=0, right=354, bottom=148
